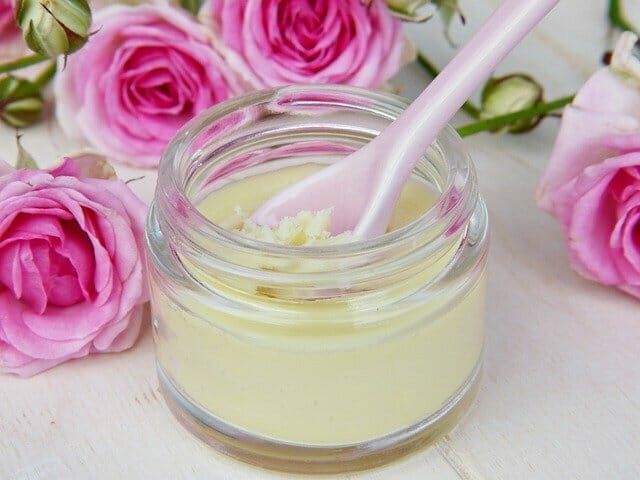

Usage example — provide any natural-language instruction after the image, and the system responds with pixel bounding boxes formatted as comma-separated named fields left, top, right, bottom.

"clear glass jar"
left=146, top=85, right=489, bottom=474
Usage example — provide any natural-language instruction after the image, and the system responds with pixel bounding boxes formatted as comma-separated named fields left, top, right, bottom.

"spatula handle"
left=356, top=0, right=559, bottom=237
left=395, top=0, right=559, bottom=156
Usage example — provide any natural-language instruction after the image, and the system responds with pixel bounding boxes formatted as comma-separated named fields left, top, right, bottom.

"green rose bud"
left=480, top=74, right=544, bottom=134
left=0, top=76, right=43, bottom=128
left=15, top=0, right=92, bottom=57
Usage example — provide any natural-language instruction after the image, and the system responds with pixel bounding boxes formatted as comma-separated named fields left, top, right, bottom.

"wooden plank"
left=2, top=1, right=639, bottom=478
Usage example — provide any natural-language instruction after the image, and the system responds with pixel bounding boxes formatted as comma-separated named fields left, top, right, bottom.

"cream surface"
left=200, top=163, right=436, bottom=240
left=220, top=207, right=353, bottom=245
left=153, top=163, right=486, bottom=445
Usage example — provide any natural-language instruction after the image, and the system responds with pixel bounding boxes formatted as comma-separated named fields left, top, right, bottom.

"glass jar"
left=146, top=85, right=489, bottom=474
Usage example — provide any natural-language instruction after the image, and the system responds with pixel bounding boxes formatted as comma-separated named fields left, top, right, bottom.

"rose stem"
left=0, top=54, right=48, bottom=75
left=33, top=62, right=57, bottom=89
left=416, top=50, right=482, bottom=118
left=608, top=0, right=639, bottom=34
left=456, top=95, right=575, bottom=137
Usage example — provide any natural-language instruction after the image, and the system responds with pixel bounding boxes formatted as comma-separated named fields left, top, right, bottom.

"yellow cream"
left=201, top=163, right=435, bottom=235
left=153, top=164, right=486, bottom=446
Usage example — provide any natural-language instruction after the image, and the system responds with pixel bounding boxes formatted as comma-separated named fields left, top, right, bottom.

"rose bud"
left=15, top=0, right=91, bottom=57
left=0, top=75, right=43, bottom=127
left=480, top=73, right=544, bottom=133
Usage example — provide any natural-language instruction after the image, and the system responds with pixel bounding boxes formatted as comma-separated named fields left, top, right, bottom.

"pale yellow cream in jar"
left=153, top=163, right=486, bottom=446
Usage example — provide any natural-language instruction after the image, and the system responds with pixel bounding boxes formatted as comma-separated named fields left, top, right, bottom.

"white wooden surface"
left=2, top=1, right=639, bottom=478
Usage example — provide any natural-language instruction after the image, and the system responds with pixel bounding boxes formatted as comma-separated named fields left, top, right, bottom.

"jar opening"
left=156, top=85, right=477, bottom=267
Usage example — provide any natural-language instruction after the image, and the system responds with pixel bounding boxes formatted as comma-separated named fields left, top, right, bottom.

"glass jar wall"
left=145, top=86, right=489, bottom=473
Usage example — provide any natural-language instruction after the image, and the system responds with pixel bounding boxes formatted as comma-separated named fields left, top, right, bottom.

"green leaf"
left=384, top=0, right=434, bottom=22
left=15, top=135, right=39, bottom=169
left=608, top=0, right=639, bottom=34
left=50, top=0, right=92, bottom=36
left=457, top=95, right=574, bottom=137
left=433, top=0, right=465, bottom=45
left=179, top=0, right=202, bottom=16
left=66, top=151, right=117, bottom=180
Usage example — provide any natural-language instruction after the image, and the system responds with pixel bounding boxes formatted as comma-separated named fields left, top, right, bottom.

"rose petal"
left=554, top=153, right=640, bottom=286
left=619, top=283, right=640, bottom=299
left=620, top=208, right=640, bottom=272
left=16, top=241, right=49, bottom=314
left=0, top=339, right=91, bottom=377
left=48, top=157, right=83, bottom=178
left=92, top=304, right=144, bottom=352
left=20, top=283, right=121, bottom=343
left=573, top=69, right=640, bottom=117
left=56, top=221, right=98, bottom=300
left=0, top=196, right=73, bottom=237
left=55, top=4, right=246, bottom=167
left=564, top=173, right=620, bottom=284
left=202, top=0, right=404, bottom=89
left=0, top=242, right=22, bottom=299
left=0, top=291, right=93, bottom=358
left=0, top=159, right=14, bottom=175
left=537, top=106, right=640, bottom=213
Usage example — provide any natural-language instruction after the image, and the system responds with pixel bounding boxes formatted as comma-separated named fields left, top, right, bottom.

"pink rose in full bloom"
left=0, top=0, right=25, bottom=62
left=54, top=5, right=248, bottom=168
left=0, top=157, right=148, bottom=376
left=537, top=32, right=640, bottom=300
left=201, top=0, right=408, bottom=89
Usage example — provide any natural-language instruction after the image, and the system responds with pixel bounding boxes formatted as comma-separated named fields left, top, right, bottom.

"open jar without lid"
left=145, top=85, right=489, bottom=473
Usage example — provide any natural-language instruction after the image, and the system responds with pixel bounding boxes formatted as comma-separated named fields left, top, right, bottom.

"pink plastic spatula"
left=252, top=0, right=559, bottom=239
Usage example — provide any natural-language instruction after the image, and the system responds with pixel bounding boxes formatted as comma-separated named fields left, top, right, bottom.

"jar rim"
left=156, top=84, right=477, bottom=262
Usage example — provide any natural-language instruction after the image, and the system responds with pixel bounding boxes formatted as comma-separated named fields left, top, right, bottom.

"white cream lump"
left=221, top=207, right=353, bottom=245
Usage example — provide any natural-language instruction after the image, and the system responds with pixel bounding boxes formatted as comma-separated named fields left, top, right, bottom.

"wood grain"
left=1, top=1, right=639, bottom=478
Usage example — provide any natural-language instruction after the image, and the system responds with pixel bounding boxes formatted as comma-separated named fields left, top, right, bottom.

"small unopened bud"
left=0, top=76, right=43, bottom=128
left=15, top=0, right=92, bottom=57
left=480, top=74, right=544, bottom=133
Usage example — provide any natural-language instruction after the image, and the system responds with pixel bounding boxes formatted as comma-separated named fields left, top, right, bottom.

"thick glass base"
left=157, top=362, right=481, bottom=474
left=158, top=364, right=480, bottom=474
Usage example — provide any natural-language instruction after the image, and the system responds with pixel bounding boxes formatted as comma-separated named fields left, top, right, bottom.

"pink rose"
left=537, top=33, right=640, bottom=300
left=202, top=0, right=407, bottom=89
left=54, top=5, right=247, bottom=168
left=0, top=157, right=148, bottom=377
left=0, top=0, right=25, bottom=62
